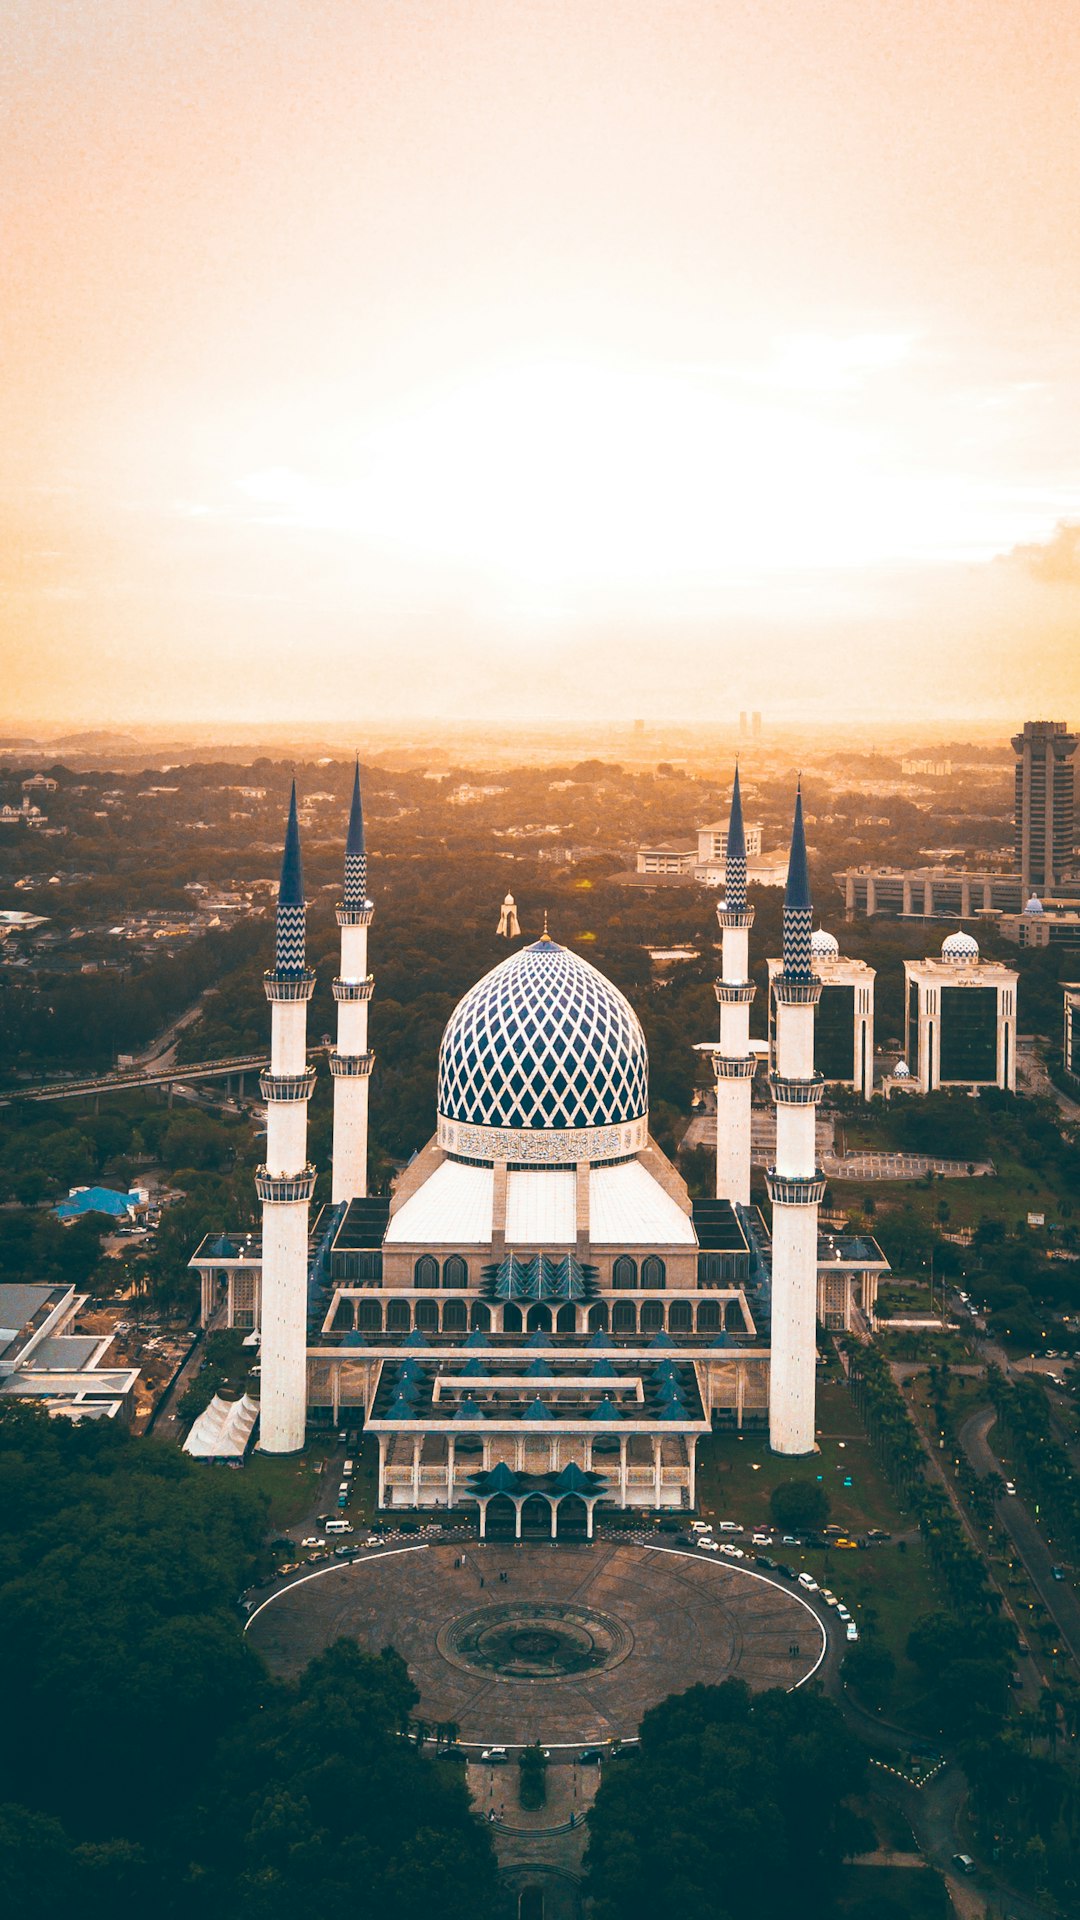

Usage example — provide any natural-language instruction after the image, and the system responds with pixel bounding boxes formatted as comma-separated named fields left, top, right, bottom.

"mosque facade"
left=191, top=765, right=891, bottom=1525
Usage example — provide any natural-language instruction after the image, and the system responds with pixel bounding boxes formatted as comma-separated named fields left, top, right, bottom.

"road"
left=959, top=1405, right=1080, bottom=1666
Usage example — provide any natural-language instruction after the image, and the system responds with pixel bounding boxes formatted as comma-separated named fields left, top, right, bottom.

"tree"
left=770, top=1478, right=830, bottom=1534
left=583, top=1681, right=865, bottom=1920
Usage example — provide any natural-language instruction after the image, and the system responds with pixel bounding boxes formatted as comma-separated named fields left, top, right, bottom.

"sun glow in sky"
left=2, top=1, right=1080, bottom=726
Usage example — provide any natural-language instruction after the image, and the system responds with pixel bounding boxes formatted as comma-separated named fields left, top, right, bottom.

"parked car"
left=1004, top=1481, right=1017, bottom=1496
left=1051, top=1566, right=1066, bottom=1581
left=952, top=1854, right=976, bottom=1876
left=690, top=1520, right=712, bottom=1532
left=325, top=1519, right=353, bottom=1535
left=820, top=1589, right=838, bottom=1607
left=845, top=1622, right=859, bottom=1641
left=717, top=1520, right=742, bottom=1532
left=751, top=1532, right=773, bottom=1546
left=300, top=1536, right=322, bottom=1548
left=697, top=1539, right=720, bottom=1552
left=481, top=1748, right=508, bottom=1764
left=798, top=1573, right=819, bottom=1592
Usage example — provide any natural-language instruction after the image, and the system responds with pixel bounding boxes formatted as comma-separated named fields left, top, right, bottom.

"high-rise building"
left=1012, top=720, right=1078, bottom=895
left=767, top=928, right=875, bottom=1100
left=1063, top=983, right=1080, bottom=1087
left=903, top=933, right=1018, bottom=1094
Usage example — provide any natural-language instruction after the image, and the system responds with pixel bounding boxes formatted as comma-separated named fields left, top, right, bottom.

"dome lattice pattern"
left=941, top=931, right=980, bottom=962
left=438, top=941, right=648, bottom=1133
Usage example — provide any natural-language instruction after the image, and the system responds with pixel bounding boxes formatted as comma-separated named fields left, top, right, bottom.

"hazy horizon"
left=3, top=2, right=1079, bottom=730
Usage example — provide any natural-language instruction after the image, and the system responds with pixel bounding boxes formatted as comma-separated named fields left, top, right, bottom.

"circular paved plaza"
left=248, top=1542, right=824, bottom=1747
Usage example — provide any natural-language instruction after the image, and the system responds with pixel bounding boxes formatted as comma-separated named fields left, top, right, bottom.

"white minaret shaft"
left=257, top=783, right=316, bottom=1454
left=714, top=765, right=755, bottom=1205
left=767, top=785, right=824, bottom=1456
left=331, top=760, right=374, bottom=1203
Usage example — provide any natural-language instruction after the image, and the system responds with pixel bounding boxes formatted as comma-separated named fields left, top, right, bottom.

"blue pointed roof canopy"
left=343, top=758, right=368, bottom=908
left=728, top=764, right=747, bottom=862
left=784, top=783, right=812, bottom=912
left=279, top=782, right=304, bottom=907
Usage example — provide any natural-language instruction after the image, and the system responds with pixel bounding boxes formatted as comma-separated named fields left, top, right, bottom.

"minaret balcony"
left=259, top=1067, right=317, bottom=1103
left=333, top=975, right=374, bottom=1002
left=714, top=1055, right=757, bottom=1080
left=255, top=1163, right=317, bottom=1203
left=328, top=1050, right=375, bottom=1078
left=769, top=1073, right=826, bottom=1106
left=714, top=980, right=755, bottom=1005
left=765, top=1169, right=827, bottom=1206
left=774, top=977, right=822, bottom=1006
left=336, top=904, right=375, bottom=927
left=263, top=968, right=316, bottom=1003
left=716, top=906, right=755, bottom=930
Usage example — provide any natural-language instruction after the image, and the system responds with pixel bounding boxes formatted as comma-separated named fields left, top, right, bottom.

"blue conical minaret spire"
left=781, top=782, right=813, bottom=980
left=725, top=764, right=747, bottom=910
left=343, top=758, right=368, bottom=908
left=274, top=782, right=307, bottom=974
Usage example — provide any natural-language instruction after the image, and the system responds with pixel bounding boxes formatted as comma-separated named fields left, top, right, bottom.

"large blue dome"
left=437, top=939, right=649, bottom=1165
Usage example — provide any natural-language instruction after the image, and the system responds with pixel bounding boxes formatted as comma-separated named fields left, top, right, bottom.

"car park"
left=481, top=1748, right=508, bottom=1764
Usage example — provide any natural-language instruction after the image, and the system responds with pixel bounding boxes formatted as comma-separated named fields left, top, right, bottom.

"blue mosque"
left=191, top=767, right=889, bottom=1529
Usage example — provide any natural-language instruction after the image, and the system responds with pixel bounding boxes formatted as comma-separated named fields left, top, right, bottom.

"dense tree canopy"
left=0, top=1409, right=498, bottom=1920
left=583, top=1681, right=865, bottom=1920
left=769, top=1478, right=830, bottom=1533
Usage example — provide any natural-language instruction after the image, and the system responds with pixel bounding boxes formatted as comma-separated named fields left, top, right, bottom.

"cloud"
left=1006, top=519, right=1080, bottom=585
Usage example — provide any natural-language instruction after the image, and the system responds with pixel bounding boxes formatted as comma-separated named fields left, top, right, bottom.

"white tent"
left=183, top=1392, right=259, bottom=1461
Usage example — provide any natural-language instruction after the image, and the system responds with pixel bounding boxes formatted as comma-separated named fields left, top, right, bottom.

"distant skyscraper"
left=1012, top=720, right=1077, bottom=895
left=751, top=711, right=762, bottom=739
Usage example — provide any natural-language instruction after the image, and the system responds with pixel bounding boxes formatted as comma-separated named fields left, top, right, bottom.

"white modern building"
left=767, top=930, right=875, bottom=1100
left=903, top=933, right=1018, bottom=1094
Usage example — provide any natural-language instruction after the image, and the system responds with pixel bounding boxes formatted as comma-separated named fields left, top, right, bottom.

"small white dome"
left=893, top=1060, right=911, bottom=1079
left=941, top=930, right=980, bottom=962
left=1023, top=893, right=1044, bottom=915
left=810, top=927, right=840, bottom=959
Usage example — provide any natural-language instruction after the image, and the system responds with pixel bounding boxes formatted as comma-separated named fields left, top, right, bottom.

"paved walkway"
left=247, top=1541, right=824, bottom=1748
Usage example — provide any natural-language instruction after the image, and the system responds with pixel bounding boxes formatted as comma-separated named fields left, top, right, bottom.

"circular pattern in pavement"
left=247, top=1542, right=824, bottom=1747
left=438, top=1601, right=631, bottom=1679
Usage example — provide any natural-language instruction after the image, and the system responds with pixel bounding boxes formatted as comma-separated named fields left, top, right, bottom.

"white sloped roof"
left=183, top=1392, right=259, bottom=1460
left=384, top=1159, right=494, bottom=1244
left=589, top=1160, right=695, bottom=1245
left=505, top=1169, right=576, bottom=1244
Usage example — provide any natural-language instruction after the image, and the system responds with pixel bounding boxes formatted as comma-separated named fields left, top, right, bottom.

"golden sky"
left=3, top=0, right=1079, bottom=729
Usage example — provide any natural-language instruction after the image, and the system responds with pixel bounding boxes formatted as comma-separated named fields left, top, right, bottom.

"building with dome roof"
left=766, top=927, right=876, bottom=1100
left=189, top=770, right=887, bottom=1513
left=903, top=933, right=1017, bottom=1094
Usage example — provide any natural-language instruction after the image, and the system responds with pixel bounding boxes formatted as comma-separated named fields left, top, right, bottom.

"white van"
left=325, top=1519, right=353, bottom=1535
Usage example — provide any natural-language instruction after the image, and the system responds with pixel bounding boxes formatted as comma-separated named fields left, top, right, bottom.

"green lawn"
left=243, top=1449, right=326, bottom=1528
left=695, top=1375, right=942, bottom=1723
left=834, top=1864, right=951, bottom=1918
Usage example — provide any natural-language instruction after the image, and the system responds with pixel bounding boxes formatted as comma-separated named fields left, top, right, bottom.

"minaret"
left=766, top=784, right=826, bottom=1455
left=256, top=784, right=317, bottom=1453
left=330, top=760, right=374, bottom=1204
left=713, top=766, right=756, bottom=1205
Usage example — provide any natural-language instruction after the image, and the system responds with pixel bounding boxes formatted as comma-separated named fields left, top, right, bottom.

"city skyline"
left=2, top=1, right=1079, bottom=728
